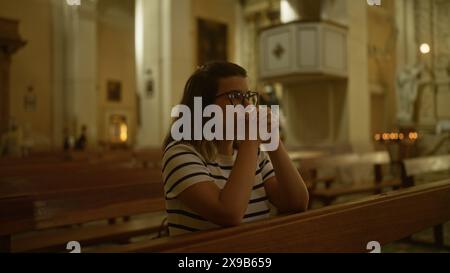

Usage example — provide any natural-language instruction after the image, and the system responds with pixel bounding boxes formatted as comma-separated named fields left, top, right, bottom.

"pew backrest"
left=0, top=183, right=165, bottom=236
left=298, top=151, right=392, bottom=186
left=90, top=180, right=450, bottom=253
left=401, top=155, right=450, bottom=187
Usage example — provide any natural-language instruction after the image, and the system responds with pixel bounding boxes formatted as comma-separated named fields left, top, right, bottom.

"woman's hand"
left=242, top=106, right=276, bottom=144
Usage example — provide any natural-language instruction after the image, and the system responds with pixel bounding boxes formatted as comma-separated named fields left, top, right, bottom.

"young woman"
left=162, top=61, right=309, bottom=236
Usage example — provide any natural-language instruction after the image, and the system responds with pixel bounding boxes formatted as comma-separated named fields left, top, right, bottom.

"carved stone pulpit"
left=0, top=18, right=26, bottom=135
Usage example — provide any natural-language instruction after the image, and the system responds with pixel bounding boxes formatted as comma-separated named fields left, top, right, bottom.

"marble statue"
left=396, top=64, right=424, bottom=125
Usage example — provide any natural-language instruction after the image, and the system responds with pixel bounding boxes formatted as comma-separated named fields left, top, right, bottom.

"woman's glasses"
left=215, top=90, right=259, bottom=106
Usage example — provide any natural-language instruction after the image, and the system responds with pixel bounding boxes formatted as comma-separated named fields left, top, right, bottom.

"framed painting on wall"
left=197, top=18, right=228, bottom=66
left=107, top=80, right=122, bottom=102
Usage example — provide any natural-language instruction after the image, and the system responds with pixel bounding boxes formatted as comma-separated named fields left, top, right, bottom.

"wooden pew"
left=0, top=150, right=134, bottom=167
left=90, top=180, right=450, bottom=253
left=0, top=148, right=166, bottom=252
left=0, top=182, right=166, bottom=253
left=132, top=148, right=163, bottom=169
left=12, top=213, right=167, bottom=253
left=299, top=151, right=401, bottom=206
left=401, top=154, right=450, bottom=188
left=0, top=167, right=163, bottom=199
left=401, top=154, right=450, bottom=248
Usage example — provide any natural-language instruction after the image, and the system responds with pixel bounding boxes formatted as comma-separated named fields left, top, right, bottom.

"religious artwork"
left=146, top=79, right=154, bottom=99
left=395, top=64, right=424, bottom=125
left=23, top=86, right=37, bottom=112
left=197, top=18, right=228, bottom=66
left=145, top=69, right=154, bottom=99
left=414, top=0, right=450, bottom=124
left=107, top=80, right=122, bottom=102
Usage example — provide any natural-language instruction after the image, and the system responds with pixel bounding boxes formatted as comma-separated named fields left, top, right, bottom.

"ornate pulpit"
left=0, top=18, right=26, bottom=135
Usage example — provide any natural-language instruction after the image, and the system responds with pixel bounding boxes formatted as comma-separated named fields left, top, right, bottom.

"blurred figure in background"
left=74, top=125, right=88, bottom=151
left=63, top=127, right=71, bottom=151
left=0, top=119, right=23, bottom=157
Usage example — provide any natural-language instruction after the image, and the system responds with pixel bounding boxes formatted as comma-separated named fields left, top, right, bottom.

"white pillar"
left=135, top=0, right=162, bottom=148
left=52, top=0, right=98, bottom=149
left=396, top=0, right=417, bottom=71
left=346, top=0, right=371, bottom=152
left=135, top=0, right=193, bottom=148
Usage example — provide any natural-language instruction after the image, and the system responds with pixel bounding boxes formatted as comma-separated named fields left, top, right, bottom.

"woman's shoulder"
left=162, top=141, right=206, bottom=163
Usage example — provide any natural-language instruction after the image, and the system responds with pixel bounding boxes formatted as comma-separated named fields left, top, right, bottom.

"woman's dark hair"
left=163, top=61, right=247, bottom=160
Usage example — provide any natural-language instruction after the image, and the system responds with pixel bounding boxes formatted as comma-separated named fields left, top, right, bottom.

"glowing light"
left=120, top=124, right=128, bottom=142
left=420, top=43, right=430, bottom=54
left=408, top=132, right=419, bottom=140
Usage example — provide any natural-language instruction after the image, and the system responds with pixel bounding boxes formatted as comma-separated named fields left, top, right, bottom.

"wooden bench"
left=299, top=151, right=401, bottom=206
left=0, top=182, right=166, bottom=252
left=132, top=148, right=163, bottom=169
left=89, top=180, right=450, bottom=253
left=0, top=150, right=135, bottom=167
left=401, top=154, right=450, bottom=248
left=0, top=167, right=163, bottom=199
left=12, top=213, right=166, bottom=253
left=0, top=149, right=167, bottom=252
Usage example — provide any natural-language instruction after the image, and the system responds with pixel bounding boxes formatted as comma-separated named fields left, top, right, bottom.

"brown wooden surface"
left=0, top=167, right=163, bottom=199
left=400, top=154, right=450, bottom=246
left=0, top=183, right=165, bottom=236
left=300, top=151, right=399, bottom=205
left=0, top=149, right=166, bottom=252
left=313, top=179, right=400, bottom=198
left=299, top=153, right=359, bottom=170
left=12, top=214, right=166, bottom=253
left=90, top=180, right=450, bottom=253
left=300, top=151, right=391, bottom=170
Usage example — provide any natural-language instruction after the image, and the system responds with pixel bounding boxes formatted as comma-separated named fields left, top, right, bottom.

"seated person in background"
left=74, top=125, right=87, bottom=151
left=162, top=61, right=309, bottom=236
left=63, top=127, right=71, bottom=151
left=0, top=123, right=22, bottom=157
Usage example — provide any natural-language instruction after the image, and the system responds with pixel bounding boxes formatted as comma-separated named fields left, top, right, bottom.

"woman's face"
left=214, top=76, right=251, bottom=140
left=214, top=76, right=249, bottom=109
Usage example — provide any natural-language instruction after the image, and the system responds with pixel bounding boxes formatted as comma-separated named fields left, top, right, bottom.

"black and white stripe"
left=162, top=142, right=276, bottom=236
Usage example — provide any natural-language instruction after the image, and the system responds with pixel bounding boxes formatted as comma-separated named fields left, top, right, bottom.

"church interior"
left=1, top=0, right=450, bottom=253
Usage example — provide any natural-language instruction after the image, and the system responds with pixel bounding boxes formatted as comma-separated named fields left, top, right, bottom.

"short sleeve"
left=162, top=142, right=213, bottom=199
left=258, top=150, right=275, bottom=182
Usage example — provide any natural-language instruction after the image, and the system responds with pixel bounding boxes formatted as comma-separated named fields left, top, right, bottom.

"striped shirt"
left=162, top=141, right=276, bottom=236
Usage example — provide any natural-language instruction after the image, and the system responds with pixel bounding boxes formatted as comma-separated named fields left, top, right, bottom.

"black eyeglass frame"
left=215, top=90, right=259, bottom=106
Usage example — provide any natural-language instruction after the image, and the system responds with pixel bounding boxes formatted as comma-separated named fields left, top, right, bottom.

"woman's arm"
left=264, top=141, right=309, bottom=213
left=178, top=140, right=260, bottom=227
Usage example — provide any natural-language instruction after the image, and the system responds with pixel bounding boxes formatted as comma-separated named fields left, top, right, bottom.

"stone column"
left=0, top=18, right=26, bottom=135
left=347, top=0, right=371, bottom=152
left=51, top=0, right=98, bottom=149
left=135, top=0, right=194, bottom=147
